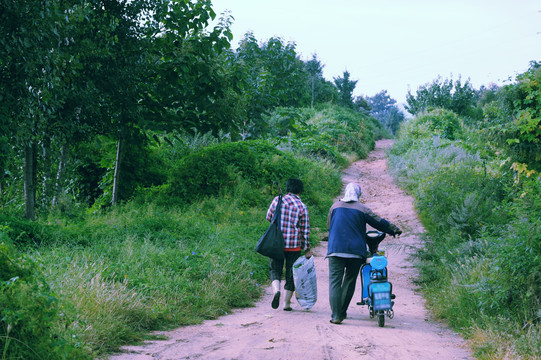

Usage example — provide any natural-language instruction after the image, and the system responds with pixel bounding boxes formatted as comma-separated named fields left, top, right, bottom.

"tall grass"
left=1, top=105, right=374, bottom=358
left=388, top=114, right=541, bottom=359
left=1, top=158, right=342, bottom=358
left=37, top=198, right=270, bottom=354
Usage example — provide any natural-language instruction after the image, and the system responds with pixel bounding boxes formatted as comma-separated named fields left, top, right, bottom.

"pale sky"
left=210, top=0, right=541, bottom=105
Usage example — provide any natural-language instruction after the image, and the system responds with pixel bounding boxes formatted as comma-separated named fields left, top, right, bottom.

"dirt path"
left=110, top=139, right=473, bottom=360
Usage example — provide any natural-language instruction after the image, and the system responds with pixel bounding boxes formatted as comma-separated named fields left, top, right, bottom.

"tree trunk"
left=41, top=136, right=52, bottom=207
left=52, top=143, right=68, bottom=207
left=112, top=137, right=123, bottom=205
left=24, top=143, right=36, bottom=220
left=311, top=76, right=315, bottom=109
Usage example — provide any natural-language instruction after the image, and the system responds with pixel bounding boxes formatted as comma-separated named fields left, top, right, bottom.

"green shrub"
left=404, top=108, right=462, bottom=141
left=484, top=63, right=541, bottom=171
left=263, top=106, right=313, bottom=137
left=132, top=183, right=178, bottom=207
left=0, top=236, right=91, bottom=359
left=309, top=105, right=376, bottom=158
left=169, top=141, right=263, bottom=201
left=169, top=140, right=314, bottom=203
left=0, top=214, right=52, bottom=248
left=390, top=104, right=541, bottom=357
left=288, top=135, right=348, bottom=167
left=153, top=130, right=231, bottom=169
left=298, top=159, right=343, bottom=228
left=485, top=179, right=541, bottom=323
left=415, top=163, right=505, bottom=237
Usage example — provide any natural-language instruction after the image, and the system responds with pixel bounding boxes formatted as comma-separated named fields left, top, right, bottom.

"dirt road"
left=110, top=139, right=473, bottom=360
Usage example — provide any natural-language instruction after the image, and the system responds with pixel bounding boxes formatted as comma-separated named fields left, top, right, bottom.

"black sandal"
left=271, top=291, right=280, bottom=309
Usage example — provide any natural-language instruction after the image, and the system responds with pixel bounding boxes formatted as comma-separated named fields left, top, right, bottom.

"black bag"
left=255, top=193, right=285, bottom=260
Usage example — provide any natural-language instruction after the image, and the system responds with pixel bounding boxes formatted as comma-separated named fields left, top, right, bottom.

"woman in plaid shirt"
left=266, top=178, right=312, bottom=311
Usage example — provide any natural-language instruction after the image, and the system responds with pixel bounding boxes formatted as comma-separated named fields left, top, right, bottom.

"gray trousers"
left=328, top=256, right=364, bottom=321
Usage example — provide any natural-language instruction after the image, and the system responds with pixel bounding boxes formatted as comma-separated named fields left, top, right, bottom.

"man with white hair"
left=326, top=182, right=401, bottom=324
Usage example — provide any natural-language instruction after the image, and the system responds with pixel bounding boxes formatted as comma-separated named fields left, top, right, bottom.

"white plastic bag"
left=292, top=256, right=317, bottom=310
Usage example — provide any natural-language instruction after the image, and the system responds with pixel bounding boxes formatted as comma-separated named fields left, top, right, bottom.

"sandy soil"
left=109, top=139, right=473, bottom=360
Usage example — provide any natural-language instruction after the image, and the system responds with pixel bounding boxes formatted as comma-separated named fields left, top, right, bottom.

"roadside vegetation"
left=2, top=1, right=399, bottom=357
left=1, top=103, right=383, bottom=359
left=389, top=65, right=541, bottom=359
left=2, top=1, right=539, bottom=359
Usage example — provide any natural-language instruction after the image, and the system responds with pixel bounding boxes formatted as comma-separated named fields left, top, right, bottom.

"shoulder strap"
left=270, top=182, right=283, bottom=223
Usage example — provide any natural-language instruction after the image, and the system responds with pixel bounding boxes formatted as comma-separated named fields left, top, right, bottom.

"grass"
left=36, top=201, right=267, bottom=355
left=388, top=124, right=541, bottom=359
left=7, top=160, right=341, bottom=358
left=1, top=105, right=377, bottom=358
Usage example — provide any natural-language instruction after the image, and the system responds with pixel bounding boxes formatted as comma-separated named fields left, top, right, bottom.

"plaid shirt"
left=266, top=193, right=310, bottom=250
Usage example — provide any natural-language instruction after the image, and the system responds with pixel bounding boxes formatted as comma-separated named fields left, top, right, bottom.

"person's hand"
left=305, top=249, right=312, bottom=258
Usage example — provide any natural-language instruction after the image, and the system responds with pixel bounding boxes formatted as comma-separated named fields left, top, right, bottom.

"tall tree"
left=334, top=70, right=357, bottom=109
left=41, top=1, right=107, bottom=208
left=367, top=90, right=405, bottom=135
left=105, top=0, right=154, bottom=205
left=0, top=0, right=238, bottom=213
left=0, top=0, right=67, bottom=219
left=234, top=33, right=310, bottom=137
left=261, top=37, right=310, bottom=107
left=405, top=76, right=477, bottom=117
left=145, top=0, right=236, bottom=135
left=303, top=53, right=340, bottom=108
left=305, top=54, right=324, bottom=108
left=104, top=0, right=235, bottom=204
left=78, top=0, right=233, bottom=205
left=486, top=61, right=541, bottom=170
left=368, top=90, right=395, bottom=114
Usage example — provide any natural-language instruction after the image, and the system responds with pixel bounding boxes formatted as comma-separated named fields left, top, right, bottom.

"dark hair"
left=286, top=178, right=303, bottom=195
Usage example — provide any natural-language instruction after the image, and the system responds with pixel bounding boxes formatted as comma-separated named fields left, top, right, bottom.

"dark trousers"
left=328, top=256, right=364, bottom=321
left=270, top=251, right=301, bottom=291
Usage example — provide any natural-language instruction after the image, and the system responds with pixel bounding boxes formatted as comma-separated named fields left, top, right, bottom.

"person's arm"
left=327, top=204, right=336, bottom=229
left=364, top=208, right=401, bottom=236
left=266, top=197, right=278, bottom=222
left=300, top=206, right=312, bottom=258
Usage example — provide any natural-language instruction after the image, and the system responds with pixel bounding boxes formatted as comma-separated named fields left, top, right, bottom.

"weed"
left=389, top=108, right=541, bottom=358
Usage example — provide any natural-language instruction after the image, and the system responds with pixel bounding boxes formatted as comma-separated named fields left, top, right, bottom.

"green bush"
left=0, top=214, right=52, bottom=248
left=169, top=141, right=261, bottom=201
left=309, top=105, right=377, bottom=158
left=410, top=108, right=462, bottom=141
left=153, top=130, right=231, bottom=169
left=169, top=140, right=311, bottom=202
left=296, top=158, right=343, bottom=228
left=415, top=163, right=505, bottom=237
left=486, top=179, right=541, bottom=322
left=0, top=235, right=91, bottom=359
left=483, top=63, right=541, bottom=171
left=288, top=135, right=348, bottom=167
left=389, top=101, right=541, bottom=357
left=263, top=106, right=313, bottom=137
